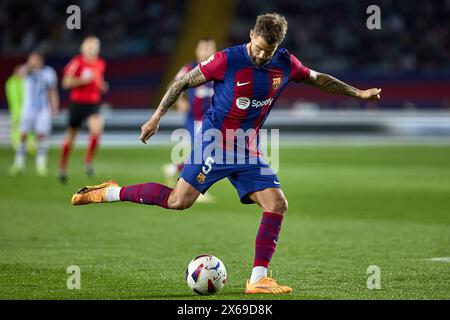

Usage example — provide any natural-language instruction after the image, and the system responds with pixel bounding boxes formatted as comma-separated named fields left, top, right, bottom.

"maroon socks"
left=253, top=212, right=284, bottom=268
left=119, top=183, right=173, bottom=208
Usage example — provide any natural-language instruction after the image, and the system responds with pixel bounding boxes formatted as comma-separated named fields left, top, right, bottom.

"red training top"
left=63, top=54, right=106, bottom=104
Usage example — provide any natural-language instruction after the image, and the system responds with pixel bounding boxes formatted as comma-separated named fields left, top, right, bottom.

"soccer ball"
left=185, top=254, right=227, bottom=295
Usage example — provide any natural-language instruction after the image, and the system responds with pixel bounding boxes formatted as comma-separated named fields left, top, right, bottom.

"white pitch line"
left=426, top=257, right=450, bottom=263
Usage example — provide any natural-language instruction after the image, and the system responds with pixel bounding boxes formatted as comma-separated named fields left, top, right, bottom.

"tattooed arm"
left=303, top=70, right=381, bottom=100
left=140, top=66, right=207, bottom=143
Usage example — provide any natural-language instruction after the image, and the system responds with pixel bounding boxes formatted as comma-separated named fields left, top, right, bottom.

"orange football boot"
left=71, top=180, right=119, bottom=205
left=245, top=276, right=293, bottom=294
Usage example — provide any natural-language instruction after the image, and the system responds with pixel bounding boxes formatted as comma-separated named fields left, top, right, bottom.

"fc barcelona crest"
left=197, top=172, right=206, bottom=184
left=272, top=76, right=282, bottom=89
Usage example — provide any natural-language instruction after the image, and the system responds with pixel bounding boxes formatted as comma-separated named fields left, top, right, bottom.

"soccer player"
left=71, top=13, right=381, bottom=294
left=10, top=52, right=59, bottom=176
left=162, top=38, right=216, bottom=203
left=5, top=66, right=25, bottom=150
left=5, top=66, right=36, bottom=153
left=59, top=36, right=108, bottom=183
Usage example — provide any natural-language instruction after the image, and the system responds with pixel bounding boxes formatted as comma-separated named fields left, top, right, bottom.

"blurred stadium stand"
left=0, top=0, right=449, bottom=145
left=228, top=0, right=450, bottom=110
left=0, top=0, right=186, bottom=109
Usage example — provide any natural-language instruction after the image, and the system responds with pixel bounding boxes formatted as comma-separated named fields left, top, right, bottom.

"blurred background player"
left=59, top=36, right=108, bottom=184
left=10, top=52, right=59, bottom=176
left=161, top=38, right=216, bottom=203
left=5, top=66, right=36, bottom=153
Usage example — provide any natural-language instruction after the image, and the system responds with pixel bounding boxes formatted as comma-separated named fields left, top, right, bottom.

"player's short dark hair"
left=253, top=13, right=288, bottom=45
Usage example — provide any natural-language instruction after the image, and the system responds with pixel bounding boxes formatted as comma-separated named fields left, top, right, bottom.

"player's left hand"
left=140, top=118, right=160, bottom=144
left=358, top=88, right=381, bottom=100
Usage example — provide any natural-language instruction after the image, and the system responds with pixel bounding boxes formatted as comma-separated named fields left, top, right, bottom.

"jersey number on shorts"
left=202, top=157, right=215, bottom=175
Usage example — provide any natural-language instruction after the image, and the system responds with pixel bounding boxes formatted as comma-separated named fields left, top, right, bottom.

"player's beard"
left=248, top=46, right=269, bottom=66
left=254, top=58, right=268, bottom=66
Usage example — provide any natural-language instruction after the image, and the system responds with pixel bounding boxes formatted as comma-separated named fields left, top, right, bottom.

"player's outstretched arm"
left=170, top=66, right=191, bottom=113
left=140, top=66, right=207, bottom=144
left=303, top=70, right=381, bottom=101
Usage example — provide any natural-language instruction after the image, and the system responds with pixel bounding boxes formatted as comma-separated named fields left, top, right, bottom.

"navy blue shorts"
left=180, top=154, right=281, bottom=204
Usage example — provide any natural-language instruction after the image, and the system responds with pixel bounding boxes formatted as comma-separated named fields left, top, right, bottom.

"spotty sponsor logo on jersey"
left=236, top=97, right=251, bottom=110
left=235, top=97, right=274, bottom=110
left=252, top=97, right=273, bottom=108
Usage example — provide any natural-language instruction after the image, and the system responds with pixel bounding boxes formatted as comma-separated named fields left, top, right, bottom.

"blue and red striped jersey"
left=198, top=43, right=310, bottom=151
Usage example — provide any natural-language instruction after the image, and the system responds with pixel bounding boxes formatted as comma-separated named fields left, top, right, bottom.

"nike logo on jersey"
left=236, top=81, right=251, bottom=87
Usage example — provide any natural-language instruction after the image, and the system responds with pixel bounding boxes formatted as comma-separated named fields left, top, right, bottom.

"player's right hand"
left=140, top=118, right=160, bottom=144
left=359, top=88, right=381, bottom=100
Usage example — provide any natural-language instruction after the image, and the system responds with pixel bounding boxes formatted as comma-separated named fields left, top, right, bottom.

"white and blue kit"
left=20, top=66, right=57, bottom=135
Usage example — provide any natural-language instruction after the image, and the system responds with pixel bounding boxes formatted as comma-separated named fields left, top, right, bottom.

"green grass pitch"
left=0, top=145, right=449, bottom=299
